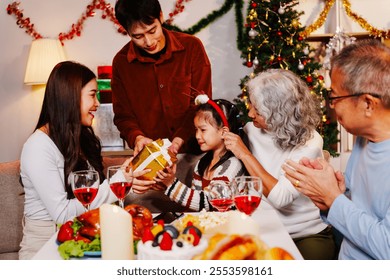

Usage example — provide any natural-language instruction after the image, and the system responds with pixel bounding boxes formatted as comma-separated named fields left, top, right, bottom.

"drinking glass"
left=71, top=170, right=100, bottom=212
left=107, top=165, right=133, bottom=208
left=231, top=176, right=262, bottom=216
left=207, top=181, right=234, bottom=212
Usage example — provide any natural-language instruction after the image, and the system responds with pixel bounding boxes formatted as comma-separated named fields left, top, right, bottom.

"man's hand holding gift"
left=168, top=137, right=184, bottom=155
left=130, top=138, right=177, bottom=191
left=134, top=135, right=153, bottom=156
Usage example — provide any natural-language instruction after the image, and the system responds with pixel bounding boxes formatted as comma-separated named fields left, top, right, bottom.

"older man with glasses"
left=282, top=39, right=390, bottom=260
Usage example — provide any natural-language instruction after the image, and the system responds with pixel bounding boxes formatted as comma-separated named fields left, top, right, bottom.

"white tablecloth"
left=32, top=200, right=303, bottom=260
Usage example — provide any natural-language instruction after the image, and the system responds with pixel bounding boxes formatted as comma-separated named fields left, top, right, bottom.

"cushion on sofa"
left=0, top=161, right=24, bottom=260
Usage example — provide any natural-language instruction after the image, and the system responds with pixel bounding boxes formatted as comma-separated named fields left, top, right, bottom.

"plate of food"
left=56, top=204, right=154, bottom=259
left=173, top=209, right=229, bottom=237
left=83, top=251, right=101, bottom=257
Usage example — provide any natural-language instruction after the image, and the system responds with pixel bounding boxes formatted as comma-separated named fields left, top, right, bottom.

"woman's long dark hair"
left=197, top=99, right=242, bottom=177
left=35, top=61, right=104, bottom=199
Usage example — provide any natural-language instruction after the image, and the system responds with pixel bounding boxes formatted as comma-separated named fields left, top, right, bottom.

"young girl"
left=19, top=61, right=151, bottom=259
left=155, top=96, right=246, bottom=211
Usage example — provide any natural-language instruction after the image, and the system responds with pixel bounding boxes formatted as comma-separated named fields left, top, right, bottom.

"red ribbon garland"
left=6, top=0, right=192, bottom=45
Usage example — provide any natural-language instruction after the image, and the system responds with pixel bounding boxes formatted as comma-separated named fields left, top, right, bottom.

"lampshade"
left=24, top=38, right=67, bottom=85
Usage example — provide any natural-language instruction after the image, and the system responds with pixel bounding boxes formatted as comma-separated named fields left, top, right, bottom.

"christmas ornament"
left=298, top=61, right=304, bottom=70
left=253, top=57, right=260, bottom=67
left=248, top=28, right=258, bottom=38
left=278, top=5, right=285, bottom=15
left=323, top=28, right=356, bottom=70
left=291, top=19, right=300, bottom=28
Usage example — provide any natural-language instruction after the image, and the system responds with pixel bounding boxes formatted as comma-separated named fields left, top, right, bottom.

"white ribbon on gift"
left=133, top=138, right=173, bottom=173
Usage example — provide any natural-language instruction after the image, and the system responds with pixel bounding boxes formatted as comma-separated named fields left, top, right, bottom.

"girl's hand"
left=154, top=164, right=177, bottom=188
left=121, top=157, right=134, bottom=182
left=121, top=157, right=155, bottom=194
left=132, top=168, right=156, bottom=194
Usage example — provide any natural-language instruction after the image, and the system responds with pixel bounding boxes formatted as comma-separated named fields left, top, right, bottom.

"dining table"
left=32, top=199, right=304, bottom=260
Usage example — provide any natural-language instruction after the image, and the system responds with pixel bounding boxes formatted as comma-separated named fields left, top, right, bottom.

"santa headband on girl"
left=194, top=94, right=229, bottom=129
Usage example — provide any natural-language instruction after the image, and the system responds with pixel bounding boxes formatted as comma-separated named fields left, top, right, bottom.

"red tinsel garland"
left=166, top=0, right=192, bottom=25
left=6, top=0, right=191, bottom=45
left=6, top=2, right=42, bottom=40
left=58, top=0, right=127, bottom=45
left=7, top=0, right=126, bottom=45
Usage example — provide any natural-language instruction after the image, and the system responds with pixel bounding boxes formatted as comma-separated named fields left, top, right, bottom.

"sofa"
left=0, top=160, right=24, bottom=260
left=0, top=154, right=200, bottom=260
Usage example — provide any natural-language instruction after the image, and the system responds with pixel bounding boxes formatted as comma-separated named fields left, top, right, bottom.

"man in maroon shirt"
left=112, top=0, right=212, bottom=157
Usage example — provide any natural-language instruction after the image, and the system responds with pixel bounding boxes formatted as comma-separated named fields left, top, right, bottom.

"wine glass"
left=207, top=181, right=234, bottom=212
left=107, top=165, right=133, bottom=208
left=231, top=176, right=262, bottom=216
left=71, top=170, right=100, bottom=212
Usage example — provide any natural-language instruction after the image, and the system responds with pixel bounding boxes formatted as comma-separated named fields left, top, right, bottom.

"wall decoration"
left=164, top=0, right=245, bottom=50
left=301, top=0, right=390, bottom=39
left=6, top=0, right=126, bottom=45
left=165, top=0, right=193, bottom=25
left=6, top=0, right=245, bottom=49
left=6, top=0, right=390, bottom=46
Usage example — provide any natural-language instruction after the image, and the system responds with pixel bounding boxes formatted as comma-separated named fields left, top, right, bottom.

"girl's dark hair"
left=35, top=61, right=104, bottom=199
left=115, top=0, right=162, bottom=32
left=196, top=99, right=242, bottom=177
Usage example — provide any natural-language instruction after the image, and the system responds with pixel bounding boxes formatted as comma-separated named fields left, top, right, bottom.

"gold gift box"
left=131, top=138, right=177, bottom=180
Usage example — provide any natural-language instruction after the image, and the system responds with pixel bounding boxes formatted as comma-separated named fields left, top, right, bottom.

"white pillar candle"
left=227, top=211, right=260, bottom=236
left=100, top=204, right=134, bottom=260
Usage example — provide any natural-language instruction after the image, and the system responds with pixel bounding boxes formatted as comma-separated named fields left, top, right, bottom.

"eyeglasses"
left=327, top=92, right=381, bottom=105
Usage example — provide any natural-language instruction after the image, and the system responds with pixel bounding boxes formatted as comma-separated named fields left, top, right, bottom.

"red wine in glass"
left=71, top=170, right=100, bottom=212
left=231, top=176, right=263, bottom=216
left=234, top=195, right=261, bottom=216
left=207, top=181, right=234, bottom=212
left=73, top=187, right=98, bottom=207
left=110, top=182, right=132, bottom=200
left=209, top=198, right=234, bottom=212
left=107, top=165, right=133, bottom=208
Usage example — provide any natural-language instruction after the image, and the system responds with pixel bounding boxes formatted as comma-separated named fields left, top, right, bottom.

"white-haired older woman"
left=223, top=69, right=336, bottom=260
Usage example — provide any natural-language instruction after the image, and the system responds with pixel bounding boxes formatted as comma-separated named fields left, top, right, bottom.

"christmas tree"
left=236, top=0, right=338, bottom=156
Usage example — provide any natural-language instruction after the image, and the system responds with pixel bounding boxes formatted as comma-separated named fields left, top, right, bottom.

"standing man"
left=112, top=0, right=212, bottom=156
left=283, top=39, right=390, bottom=259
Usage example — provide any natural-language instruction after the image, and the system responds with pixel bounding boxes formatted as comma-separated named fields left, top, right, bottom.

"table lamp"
left=24, top=38, right=67, bottom=85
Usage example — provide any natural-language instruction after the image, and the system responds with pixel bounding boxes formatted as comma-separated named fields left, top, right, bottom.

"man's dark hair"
left=115, top=0, right=162, bottom=32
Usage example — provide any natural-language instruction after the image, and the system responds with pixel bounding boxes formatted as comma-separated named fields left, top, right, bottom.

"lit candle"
left=100, top=204, right=134, bottom=260
left=227, top=211, right=260, bottom=235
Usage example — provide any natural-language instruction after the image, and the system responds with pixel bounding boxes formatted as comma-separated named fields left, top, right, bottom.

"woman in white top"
left=223, top=69, right=336, bottom=259
left=19, top=61, right=152, bottom=259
